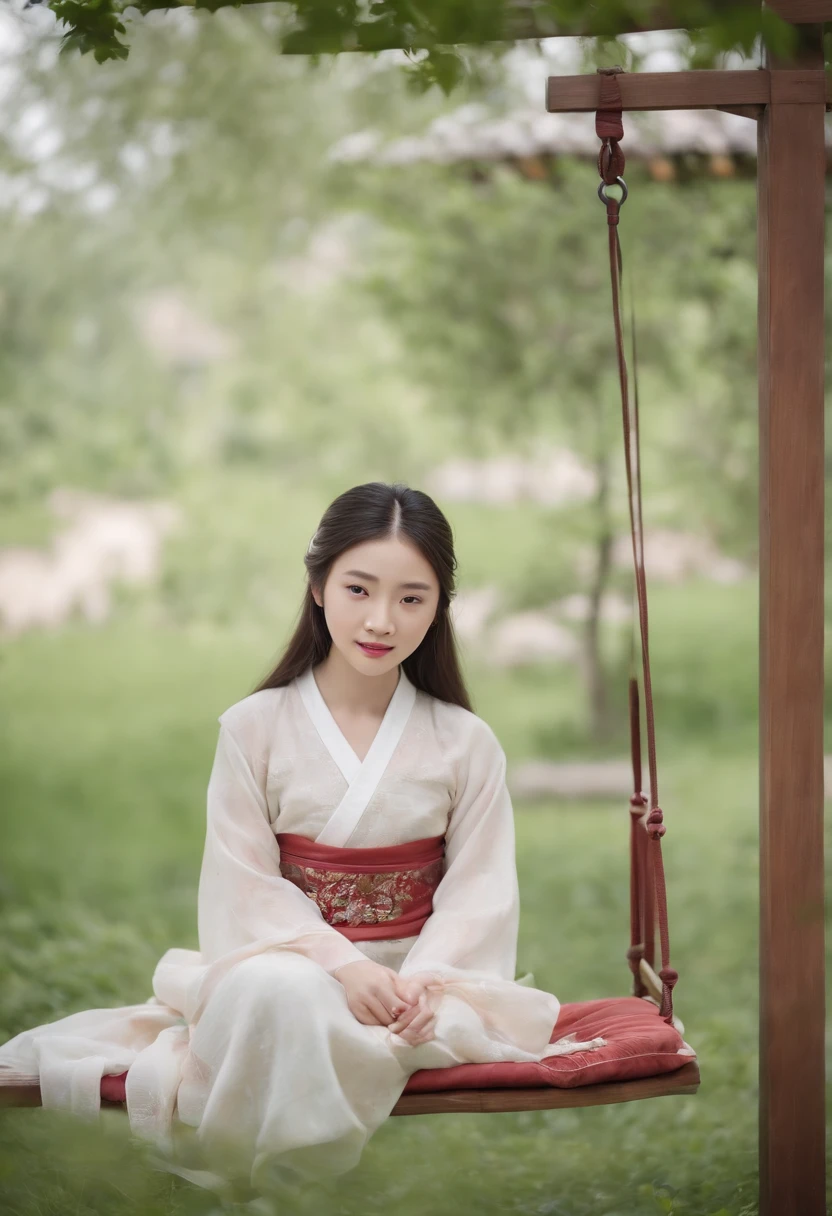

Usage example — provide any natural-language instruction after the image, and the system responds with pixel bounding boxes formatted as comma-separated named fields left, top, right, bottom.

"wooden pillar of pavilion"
left=757, top=21, right=826, bottom=1216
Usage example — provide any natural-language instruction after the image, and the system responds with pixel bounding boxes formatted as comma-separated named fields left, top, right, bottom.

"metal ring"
left=598, top=177, right=628, bottom=206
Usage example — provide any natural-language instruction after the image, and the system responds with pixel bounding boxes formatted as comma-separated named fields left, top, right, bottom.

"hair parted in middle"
left=250, top=481, right=473, bottom=711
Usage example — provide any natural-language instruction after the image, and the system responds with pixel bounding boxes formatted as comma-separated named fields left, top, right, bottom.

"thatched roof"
left=330, top=104, right=832, bottom=180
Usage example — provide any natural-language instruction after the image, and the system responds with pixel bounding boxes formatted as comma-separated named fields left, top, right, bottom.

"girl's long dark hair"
left=250, top=482, right=473, bottom=711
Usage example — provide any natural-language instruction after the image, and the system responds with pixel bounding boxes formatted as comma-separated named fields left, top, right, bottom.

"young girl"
left=0, top=481, right=565, bottom=1193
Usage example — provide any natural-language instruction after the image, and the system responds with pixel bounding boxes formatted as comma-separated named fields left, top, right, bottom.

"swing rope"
left=627, top=271, right=657, bottom=987
left=595, top=67, right=678, bottom=1024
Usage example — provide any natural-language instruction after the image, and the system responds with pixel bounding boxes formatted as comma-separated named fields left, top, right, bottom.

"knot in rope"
left=626, top=945, right=644, bottom=963
left=646, top=807, right=666, bottom=839
left=659, top=967, right=679, bottom=990
left=629, top=792, right=647, bottom=817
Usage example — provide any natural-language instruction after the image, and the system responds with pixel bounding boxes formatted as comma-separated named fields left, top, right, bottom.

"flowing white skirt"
left=0, top=938, right=562, bottom=1194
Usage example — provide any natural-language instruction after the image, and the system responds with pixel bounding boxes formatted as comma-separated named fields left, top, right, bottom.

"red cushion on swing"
left=402, top=996, right=692, bottom=1093
left=99, top=996, right=691, bottom=1105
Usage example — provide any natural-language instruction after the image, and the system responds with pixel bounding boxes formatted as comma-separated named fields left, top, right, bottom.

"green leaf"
left=46, top=0, right=826, bottom=76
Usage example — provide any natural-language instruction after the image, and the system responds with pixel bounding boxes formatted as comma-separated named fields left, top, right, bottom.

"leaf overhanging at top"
left=29, top=0, right=800, bottom=84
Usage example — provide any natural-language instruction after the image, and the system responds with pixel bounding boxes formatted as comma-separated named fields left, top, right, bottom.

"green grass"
left=0, top=591, right=829, bottom=1216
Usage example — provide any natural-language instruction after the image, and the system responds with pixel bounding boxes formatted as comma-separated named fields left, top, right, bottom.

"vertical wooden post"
left=757, top=23, right=826, bottom=1216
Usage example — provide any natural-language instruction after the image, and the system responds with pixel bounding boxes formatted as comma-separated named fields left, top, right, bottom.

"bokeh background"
left=0, top=6, right=830, bottom=1214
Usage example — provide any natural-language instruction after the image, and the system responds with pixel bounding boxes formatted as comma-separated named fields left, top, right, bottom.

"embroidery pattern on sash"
left=279, top=857, right=444, bottom=927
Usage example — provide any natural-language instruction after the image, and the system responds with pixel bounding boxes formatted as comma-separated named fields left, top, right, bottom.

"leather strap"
left=596, top=69, right=678, bottom=1024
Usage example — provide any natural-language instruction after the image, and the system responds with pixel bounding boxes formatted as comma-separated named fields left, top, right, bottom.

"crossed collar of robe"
left=295, top=665, right=418, bottom=849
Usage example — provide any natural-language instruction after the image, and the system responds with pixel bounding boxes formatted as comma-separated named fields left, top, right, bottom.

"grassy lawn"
left=0, top=583, right=828, bottom=1215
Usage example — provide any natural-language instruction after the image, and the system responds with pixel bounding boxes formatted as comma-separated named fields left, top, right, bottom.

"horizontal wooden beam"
left=547, top=68, right=830, bottom=112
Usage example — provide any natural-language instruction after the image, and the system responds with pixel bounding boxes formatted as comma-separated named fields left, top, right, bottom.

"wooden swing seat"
left=0, top=1061, right=700, bottom=1116
left=392, top=1062, right=700, bottom=1114
left=0, top=986, right=700, bottom=1116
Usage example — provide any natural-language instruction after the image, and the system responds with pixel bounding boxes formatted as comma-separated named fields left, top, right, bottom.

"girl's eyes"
left=346, top=585, right=421, bottom=605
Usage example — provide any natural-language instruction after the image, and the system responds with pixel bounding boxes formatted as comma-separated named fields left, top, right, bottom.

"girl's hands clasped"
left=332, top=961, right=439, bottom=1046
left=386, top=973, right=439, bottom=1045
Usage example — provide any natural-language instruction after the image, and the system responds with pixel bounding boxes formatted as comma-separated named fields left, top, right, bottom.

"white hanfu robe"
left=0, top=664, right=565, bottom=1192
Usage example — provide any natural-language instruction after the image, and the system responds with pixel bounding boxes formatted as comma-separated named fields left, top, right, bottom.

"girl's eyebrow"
left=343, top=569, right=433, bottom=592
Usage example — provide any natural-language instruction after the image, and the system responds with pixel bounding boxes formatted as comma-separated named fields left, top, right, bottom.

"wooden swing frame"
left=0, top=6, right=825, bottom=1213
left=536, top=10, right=826, bottom=1215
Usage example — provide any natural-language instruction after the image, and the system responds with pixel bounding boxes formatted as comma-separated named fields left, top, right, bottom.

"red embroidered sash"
left=276, top=832, right=446, bottom=941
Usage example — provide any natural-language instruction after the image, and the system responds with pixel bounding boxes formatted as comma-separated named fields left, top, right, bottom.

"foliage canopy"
left=34, top=0, right=800, bottom=91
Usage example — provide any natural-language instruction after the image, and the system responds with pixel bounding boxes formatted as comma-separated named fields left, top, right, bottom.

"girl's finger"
left=393, top=976, right=426, bottom=1005
left=389, top=990, right=430, bottom=1034
left=399, top=1016, right=437, bottom=1045
left=366, top=983, right=408, bottom=1022
left=388, top=1001, right=422, bottom=1033
left=361, top=995, right=396, bottom=1026
left=389, top=988, right=417, bottom=1016
left=403, top=1009, right=434, bottom=1037
left=377, top=992, right=403, bottom=1021
left=396, top=994, right=435, bottom=1039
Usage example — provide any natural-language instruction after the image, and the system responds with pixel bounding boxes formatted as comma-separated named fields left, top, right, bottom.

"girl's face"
left=314, top=537, right=441, bottom=673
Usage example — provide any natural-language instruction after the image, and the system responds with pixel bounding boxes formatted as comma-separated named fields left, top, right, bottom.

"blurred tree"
left=0, top=11, right=451, bottom=501
left=348, top=157, right=772, bottom=739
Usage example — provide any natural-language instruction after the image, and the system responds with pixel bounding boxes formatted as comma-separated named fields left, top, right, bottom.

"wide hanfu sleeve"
left=153, top=708, right=371, bottom=1025
left=398, top=718, right=520, bottom=982
left=394, top=718, right=561, bottom=1060
left=197, top=719, right=369, bottom=978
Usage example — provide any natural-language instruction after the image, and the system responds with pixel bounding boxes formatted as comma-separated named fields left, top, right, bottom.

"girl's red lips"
left=357, top=642, right=393, bottom=651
